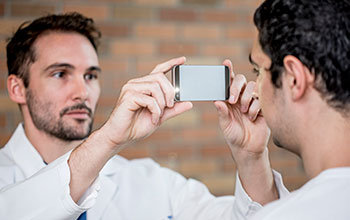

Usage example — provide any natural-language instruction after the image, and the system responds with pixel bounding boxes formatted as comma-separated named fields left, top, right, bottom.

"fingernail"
left=152, top=115, right=159, bottom=125
left=229, top=96, right=235, bottom=104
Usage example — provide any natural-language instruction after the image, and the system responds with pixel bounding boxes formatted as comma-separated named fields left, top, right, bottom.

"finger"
left=127, top=92, right=162, bottom=125
left=247, top=98, right=261, bottom=121
left=222, top=59, right=234, bottom=79
left=150, top=57, right=186, bottom=74
left=240, top=81, right=256, bottom=113
left=160, top=101, right=193, bottom=123
left=131, top=73, right=175, bottom=108
left=229, top=74, right=247, bottom=104
left=123, top=81, right=166, bottom=114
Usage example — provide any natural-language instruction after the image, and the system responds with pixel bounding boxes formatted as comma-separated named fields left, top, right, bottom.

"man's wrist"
left=232, top=147, right=268, bottom=172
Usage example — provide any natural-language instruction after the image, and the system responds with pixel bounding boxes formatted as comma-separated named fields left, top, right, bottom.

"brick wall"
left=0, top=0, right=307, bottom=196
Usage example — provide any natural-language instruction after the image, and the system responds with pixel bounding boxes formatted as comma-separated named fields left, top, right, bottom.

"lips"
left=60, top=103, right=92, bottom=119
left=64, top=109, right=91, bottom=120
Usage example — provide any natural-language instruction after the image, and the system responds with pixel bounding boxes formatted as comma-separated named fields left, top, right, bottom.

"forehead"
left=251, top=34, right=272, bottom=68
left=32, top=31, right=99, bottom=66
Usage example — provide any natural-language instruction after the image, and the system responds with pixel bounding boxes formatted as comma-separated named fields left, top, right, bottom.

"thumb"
left=160, top=101, right=193, bottom=123
left=214, top=101, right=231, bottom=128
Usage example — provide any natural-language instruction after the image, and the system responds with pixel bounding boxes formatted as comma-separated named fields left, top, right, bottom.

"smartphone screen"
left=172, top=65, right=230, bottom=101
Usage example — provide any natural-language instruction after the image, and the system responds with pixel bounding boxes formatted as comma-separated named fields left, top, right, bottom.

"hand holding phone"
left=172, top=65, right=230, bottom=101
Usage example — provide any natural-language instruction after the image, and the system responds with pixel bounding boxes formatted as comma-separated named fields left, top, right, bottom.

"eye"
left=53, top=71, right=65, bottom=78
left=84, top=73, right=98, bottom=80
left=252, top=68, right=260, bottom=76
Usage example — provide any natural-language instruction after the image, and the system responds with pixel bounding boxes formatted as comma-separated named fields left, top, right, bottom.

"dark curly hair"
left=6, top=12, right=101, bottom=88
left=254, top=0, right=350, bottom=113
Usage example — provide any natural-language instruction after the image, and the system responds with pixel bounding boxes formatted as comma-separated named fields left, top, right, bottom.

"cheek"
left=90, top=84, right=101, bottom=106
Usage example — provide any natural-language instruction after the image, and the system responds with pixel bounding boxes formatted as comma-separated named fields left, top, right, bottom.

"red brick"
left=135, top=58, right=164, bottom=75
left=181, top=25, right=221, bottom=40
left=200, top=174, right=235, bottom=196
left=183, top=0, right=221, bottom=6
left=0, top=40, right=7, bottom=58
left=92, top=112, right=109, bottom=128
left=0, top=19, right=24, bottom=35
left=0, top=95, right=17, bottom=111
left=222, top=160, right=237, bottom=173
left=0, top=133, right=11, bottom=147
left=11, top=3, right=55, bottom=17
left=114, top=7, right=154, bottom=21
left=201, top=144, right=231, bottom=157
left=0, top=3, right=4, bottom=17
left=118, top=145, right=151, bottom=159
left=97, top=96, right=118, bottom=108
left=179, top=159, right=218, bottom=176
left=113, top=77, right=132, bottom=91
left=202, top=111, right=219, bottom=124
left=134, top=23, right=177, bottom=40
left=64, top=4, right=109, bottom=21
left=98, top=23, right=130, bottom=38
left=135, top=0, right=177, bottom=6
left=148, top=129, right=174, bottom=142
left=226, top=26, right=256, bottom=40
left=283, top=174, right=308, bottom=191
left=159, top=42, right=197, bottom=56
left=201, top=10, right=238, bottom=23
left=68, top=0, right=127, bottom=2
left=182, top=128, right=218, bottom=141
left=155, top=145, right=194, bottom=158
left=99, top=58, right=128, bottom=73
left=0, top=78, right=6, bottom=90
left=160, top=9, right=197, bottom=22
left=111, top=40, right=155, bottom=56
left=0, top=113, right=6, bottom=128
left=225, top=0, right=262, bottom=8
left=0, top=58, right=7, bottom=72
left=202, top=43, right=241, bottom=57
left=270, top=156, right=301, bottom=169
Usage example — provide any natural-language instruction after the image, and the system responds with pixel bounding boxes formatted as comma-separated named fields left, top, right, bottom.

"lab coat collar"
left=7, top=123, right=46, bottom=178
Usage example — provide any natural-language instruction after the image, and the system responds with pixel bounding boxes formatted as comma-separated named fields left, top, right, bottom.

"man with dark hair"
left=0, top=12, right=285, bottom=219
left=237, top=0, right=350, bottom=219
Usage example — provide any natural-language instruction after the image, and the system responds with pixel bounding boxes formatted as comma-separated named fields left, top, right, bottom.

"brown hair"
left=6, top=12, right=101, bottom=87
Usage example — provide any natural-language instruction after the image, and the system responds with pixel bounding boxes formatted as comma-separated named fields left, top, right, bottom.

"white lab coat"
left=251, top=167, right=350, bottom=220
left=0, top=124, right=288, bottom=220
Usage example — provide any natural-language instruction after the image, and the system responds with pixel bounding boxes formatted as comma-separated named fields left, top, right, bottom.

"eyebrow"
left=44, top=63, right=102, bottom=73
left=249, top=53, right=259, bottom=67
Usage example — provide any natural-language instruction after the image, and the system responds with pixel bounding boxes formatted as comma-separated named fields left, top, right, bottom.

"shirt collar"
left=7, top=123, right=46, bottom=178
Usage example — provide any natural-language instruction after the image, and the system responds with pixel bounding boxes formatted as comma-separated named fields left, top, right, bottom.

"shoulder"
left=253, top=168, right=350, bottom=220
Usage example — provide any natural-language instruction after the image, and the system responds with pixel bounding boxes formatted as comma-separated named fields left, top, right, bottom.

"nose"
left=71, top=76, right=89, bottom=101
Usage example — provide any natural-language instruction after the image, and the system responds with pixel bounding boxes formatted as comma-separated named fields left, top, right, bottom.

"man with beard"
left=242, top=0, right=350, bottom=219
left=0, top=12, right=286, bottom=220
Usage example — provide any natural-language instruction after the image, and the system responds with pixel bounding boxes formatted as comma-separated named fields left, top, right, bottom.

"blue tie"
left=77, top=212, right=87, bottom=220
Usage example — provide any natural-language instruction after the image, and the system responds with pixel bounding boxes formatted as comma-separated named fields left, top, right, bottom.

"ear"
left=283, top=55, right=314, bottom=101
left=7, top=74, right=27, bottom=105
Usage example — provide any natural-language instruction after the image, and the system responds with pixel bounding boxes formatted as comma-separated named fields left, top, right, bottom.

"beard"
left=25, top=88, right=94, bottom=141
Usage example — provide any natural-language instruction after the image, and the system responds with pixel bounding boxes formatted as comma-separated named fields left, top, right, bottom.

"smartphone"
left=172, top=65, right=230, bottom=101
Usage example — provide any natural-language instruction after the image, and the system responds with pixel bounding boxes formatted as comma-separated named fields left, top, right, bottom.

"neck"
left=298, top=105, right=350, bottom=179
left=22, top=115, right=83, bottom=164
